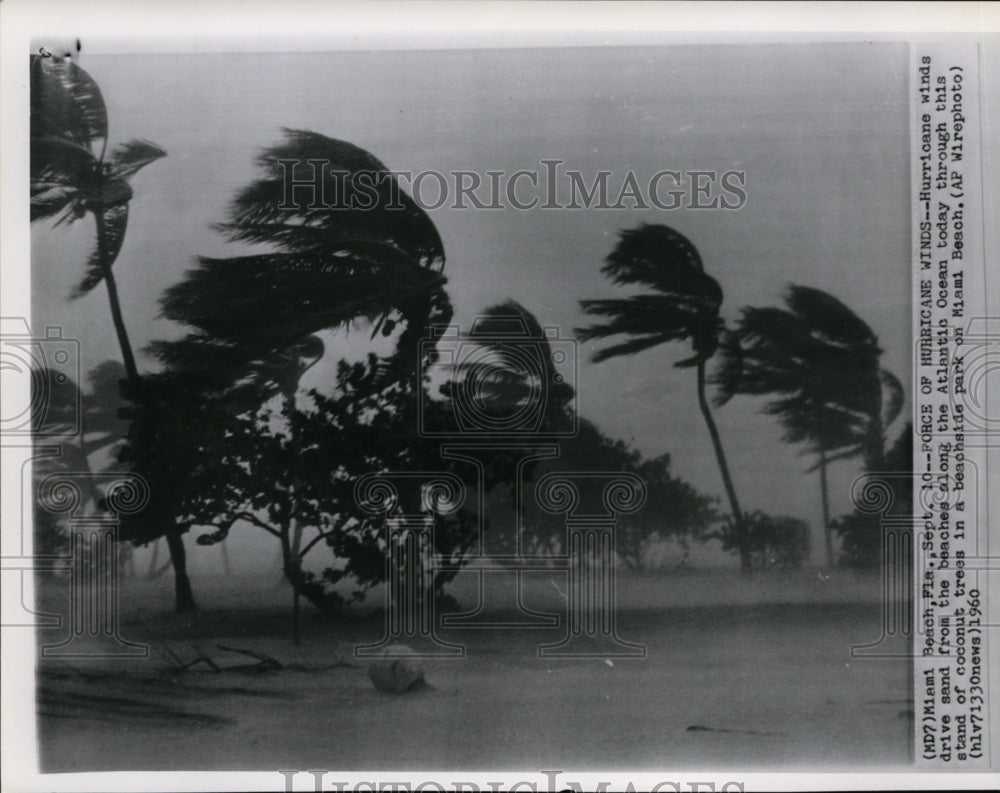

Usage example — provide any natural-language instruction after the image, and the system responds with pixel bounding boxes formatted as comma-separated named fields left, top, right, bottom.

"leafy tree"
left=517, top=419, right=718, bottom=569
left=577, top=224, right=753, bottom=573
left=31, top=369, right=91, bottom=560
left=714, top=511, right=810, bottom=572
left=714, top=285, right=904, bottom=566
left=163, top=354, right=477, bottom=639
left=619, top=453, right=718, bottom=570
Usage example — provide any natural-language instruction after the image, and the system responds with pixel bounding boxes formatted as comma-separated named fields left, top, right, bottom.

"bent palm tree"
left=577, top=224, right=752, bottom=573
left=714, top=285, right=904, bottom=566
left=153, top=130, right=449, bottom=386
left=27, top=54, right=196, bottom=607
left=30, top=54, right=166, bottom=383
left=442, top=299, right=575, bottom=435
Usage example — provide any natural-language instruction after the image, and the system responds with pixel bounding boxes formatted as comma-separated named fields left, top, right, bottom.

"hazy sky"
left=31, top=42, right=911, bottom=554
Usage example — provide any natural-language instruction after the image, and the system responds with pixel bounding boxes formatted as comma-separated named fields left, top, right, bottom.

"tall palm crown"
left=577, top=224, right=751, bottom=573
left=715, top=285, right=904, bottom=471
left=577, top=225, right=724, bottom=365
left=444, top=299, right=575, bottom=434
left=30, top=54, right=166, bottom=300
left=714, top=285, right=903, bottom=566
left=153, top=129, right=450, bottom=393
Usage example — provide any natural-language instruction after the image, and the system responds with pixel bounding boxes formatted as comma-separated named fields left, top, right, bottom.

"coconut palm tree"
left=576, top=224, right=752, bottom=573
left=30, top=54, right=166, bottom=384
left=152, top=129, right=448, bottom=383
left=27, top=54, right=196, bottom=604
left=442, top=299, right=575, bottom=436
left=714, top=285, right=904, bottom=566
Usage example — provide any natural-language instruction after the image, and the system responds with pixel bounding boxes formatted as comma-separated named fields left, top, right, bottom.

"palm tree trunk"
left=96, top=213, right=140, bottom=387
left=97, top=211, right=195, bottom=613
left=819, top=447, right=833, bottom=567
left=696, top=356, right=752, bottom=574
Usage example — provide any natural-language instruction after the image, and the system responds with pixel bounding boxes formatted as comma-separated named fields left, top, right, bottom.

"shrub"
left=714, top=510, right=810, bottom=571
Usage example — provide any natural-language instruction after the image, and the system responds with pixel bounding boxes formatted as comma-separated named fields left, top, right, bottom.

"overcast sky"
left=31, top=42, right=912, bottom=554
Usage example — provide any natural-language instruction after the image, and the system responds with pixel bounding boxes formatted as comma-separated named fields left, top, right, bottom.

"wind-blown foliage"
left=29, top=52, right=187, bottom=606
left=153, top=129, right=449, bottom=392
left=439, top=299, right=576, bottom=438
left=30, top=54, right=166, bottom=306
left=715, top=285, right=903, bottom=470
left=833, top=421, right=913, bottom=569
left=714, top=285, right=904, bottom=565
left=157, top=354, right=478, bottom=625
left=516, top=419, right=718, bottom=568
left=122, top=130, right=456, bottom=619
left=577, top=224, right=752, bottom=572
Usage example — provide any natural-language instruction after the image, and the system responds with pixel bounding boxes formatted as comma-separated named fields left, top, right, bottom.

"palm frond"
left=108, top=139, right=167, bottom=180
left=225, top=129, right=445, bottom=269
left=30, top=56, right=108, bottom=155
left=30, top=136, right=98, bottom=190
left=602, top=225, right=721, bottom=307
left=71, top=204, right=129, bottom=298
left=710, top=326, right=743, bottom=406
left=785, top=285, right=879, bottom=351
left=161, top=246, right=445, bottom=348
left=30, top=186, right=77, bottom=223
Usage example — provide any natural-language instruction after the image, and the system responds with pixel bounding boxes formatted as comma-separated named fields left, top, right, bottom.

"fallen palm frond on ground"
left=159, top=643, right=360, bottom=674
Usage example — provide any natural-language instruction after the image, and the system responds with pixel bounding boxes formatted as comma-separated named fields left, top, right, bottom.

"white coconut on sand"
left=367, top=645, right=427, bottom=693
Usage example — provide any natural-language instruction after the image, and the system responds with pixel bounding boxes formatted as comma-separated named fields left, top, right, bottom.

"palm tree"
left=152, top=130, right=449, bottom=383
left=30, top=54, right=166, bottom=384
left=576, top=224, right=752, bottom=573
left=442, top=299, right=575, bottom=436
left=27, top=54, right=194, bottom=605
left=714, top=285, right=904, bottom=566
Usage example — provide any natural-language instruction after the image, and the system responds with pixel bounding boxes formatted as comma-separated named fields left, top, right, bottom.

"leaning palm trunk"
left=696, top=355, right=751, bottom=574
left=97, top=213, right=140, bottom=384
left=31, top=54, right=188, bottom=611
left=819, top=447, right=833, bottom=567
left=99, top=214, right=196, bottom=613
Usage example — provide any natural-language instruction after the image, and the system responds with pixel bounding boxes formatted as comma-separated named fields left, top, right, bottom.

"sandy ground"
left=34, top=567, right=912, bottom=772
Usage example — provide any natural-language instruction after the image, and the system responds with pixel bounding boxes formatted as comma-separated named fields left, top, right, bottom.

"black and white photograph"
left=1, top=2, right=998, bottom=791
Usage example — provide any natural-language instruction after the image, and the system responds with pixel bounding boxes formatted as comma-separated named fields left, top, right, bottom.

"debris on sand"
left=686, top=724, right=787, bottom=737
left=367, top=645, right=427, bottom=694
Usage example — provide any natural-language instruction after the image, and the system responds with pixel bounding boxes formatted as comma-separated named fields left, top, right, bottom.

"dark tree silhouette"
left=122, top=130, right=454, bottom=619
left=27, top=54, right=190, bottom=603
left=577, top=224, right=753, bottom=573
left=714, top=285, right=904, bottom=566
left=30, top=54, right=165, bottom=384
